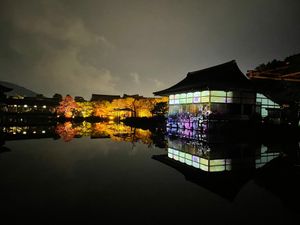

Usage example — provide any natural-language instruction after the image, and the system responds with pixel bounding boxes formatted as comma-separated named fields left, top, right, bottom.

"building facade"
left=154, top=61, right=280, bottom=130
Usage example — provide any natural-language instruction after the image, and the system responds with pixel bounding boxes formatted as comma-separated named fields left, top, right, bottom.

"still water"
left=0, top=122, right=300, bottom=224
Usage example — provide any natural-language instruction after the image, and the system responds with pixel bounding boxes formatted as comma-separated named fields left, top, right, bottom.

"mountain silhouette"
left=0, top=81, right=39, bottom=97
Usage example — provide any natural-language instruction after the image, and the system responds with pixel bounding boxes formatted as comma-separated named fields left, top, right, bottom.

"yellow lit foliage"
left=76, top=102, right=94, bottom=118
left=56, top=95, right=168, bottom=118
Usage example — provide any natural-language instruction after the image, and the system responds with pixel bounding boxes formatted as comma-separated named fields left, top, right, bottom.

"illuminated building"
left=154, top=60, right=280, bottom=130
left=4, top=96, right=59, bottom=114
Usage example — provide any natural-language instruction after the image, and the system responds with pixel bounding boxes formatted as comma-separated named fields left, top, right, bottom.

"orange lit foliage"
left=57, top=95, right=79, bottom=118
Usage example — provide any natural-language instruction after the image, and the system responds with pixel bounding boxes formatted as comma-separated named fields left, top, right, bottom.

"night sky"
left=1, top=0, right=300, bottom=99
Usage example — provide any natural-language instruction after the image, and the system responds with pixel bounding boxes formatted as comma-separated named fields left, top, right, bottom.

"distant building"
left=247, top=54, right=300, bottom=125
left=74, top=96, right=86, bottom=102
left=4, top=96, right=59, bottom=114
left=90, top=94, right=121, bottom=102
left=122, top=94, right=144, bottom=99
left=154, top=60, right=280, bottom=130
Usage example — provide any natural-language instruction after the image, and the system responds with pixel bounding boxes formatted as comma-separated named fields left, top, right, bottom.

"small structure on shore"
left=154, top=60, right=281, bottom=130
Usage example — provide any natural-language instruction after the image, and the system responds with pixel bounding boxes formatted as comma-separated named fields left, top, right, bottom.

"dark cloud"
left=1, top=0, right=300, bottom=98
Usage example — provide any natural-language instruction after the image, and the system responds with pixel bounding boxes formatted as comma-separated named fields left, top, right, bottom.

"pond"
left=0, top=122, right=299, bottom=224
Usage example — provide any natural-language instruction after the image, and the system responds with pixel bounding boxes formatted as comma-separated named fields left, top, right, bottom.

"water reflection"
left=1, top=122, right=165, bottom=148
left=1, top=122, right=300, bottom=222
left=152, top=127, right=300, bottom=206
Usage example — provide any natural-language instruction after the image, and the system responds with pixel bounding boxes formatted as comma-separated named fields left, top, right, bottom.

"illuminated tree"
left=77, top=102, right=94, bottom=118
left=93, top=101, right=113, bottom=117
left=56, top=95, right=79, bottom=118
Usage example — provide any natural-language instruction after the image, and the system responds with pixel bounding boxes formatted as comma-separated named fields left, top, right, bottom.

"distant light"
left=33, top=131, right=36, bottom=134
left=42, top=130, right=46, bottom=134
left=24, top=105, right=28, bottom=108
left=43, top=105, right=47, bottom=108
left=13, top=132, right=16, bottom=135
left=14, top=105, right=17, bottom=107
left=22, top=131, right=27, bottom=134
left=34, top=105, right=37, bottom=108
left=20, top=118, right=23, bottom=121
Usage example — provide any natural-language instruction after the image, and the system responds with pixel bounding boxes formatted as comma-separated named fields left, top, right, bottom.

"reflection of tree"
left=55, top=122, right=77, bottom=142
left=55, top=122, right=155, bottom=146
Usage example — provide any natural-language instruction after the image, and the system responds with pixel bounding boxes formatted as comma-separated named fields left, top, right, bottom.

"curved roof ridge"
left=187, top=60, right=237, bottom=77
left=154, top=60, right=253, bottom=96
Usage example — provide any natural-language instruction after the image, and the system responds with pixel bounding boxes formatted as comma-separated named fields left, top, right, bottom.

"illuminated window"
left=187, top=93, right=193, bottom=98
left=43, top=105, right=47, bottom=108
left=193, top=96, right=200, bottom=103
left=187, top=93, right=193, bottom=103
left=194, top=91, right=201, bottom=97
left=261, top=108, right=268, bottom=117
left=180, top=93, right=186, bottom=99
left=226, top=92, right=233, bottom=98
left=226, top=98, right=233, bottom=103
left=169, top=95, right=175, bottom=100
left=201, top=96, right=209, bottom=103
left=201, top=90, right=209, bottom=97
left=211, top=96, right=226, bottom=103
left=179, top=98, right=186, bottom=104
left=211, top=91, right=226, bottom=97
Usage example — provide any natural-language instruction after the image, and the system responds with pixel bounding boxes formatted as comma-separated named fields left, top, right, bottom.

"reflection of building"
left=167, top=136, right=280, bottom=172
left=2, top=125, right=56, bottom=141
left=154, top=61, right=280, bottom=130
